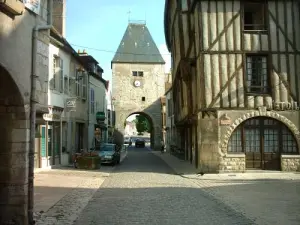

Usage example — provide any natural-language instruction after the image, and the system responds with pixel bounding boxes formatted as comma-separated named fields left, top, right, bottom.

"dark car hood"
left=99, top=151, right=115, bottom=157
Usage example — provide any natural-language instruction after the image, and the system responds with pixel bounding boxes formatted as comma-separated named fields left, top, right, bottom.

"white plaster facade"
left=88, top=75, right=108, bottom=150
left=41, top=38, right=89, bottom=167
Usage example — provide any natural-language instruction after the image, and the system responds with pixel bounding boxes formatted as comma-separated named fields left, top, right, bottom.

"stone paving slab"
left=154, top=151, right=300, bottom=225
left=34, top=166, right=113, bottom=225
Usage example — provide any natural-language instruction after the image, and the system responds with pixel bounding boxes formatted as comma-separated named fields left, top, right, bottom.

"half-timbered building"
left=164, top=0, right=300, bottom=172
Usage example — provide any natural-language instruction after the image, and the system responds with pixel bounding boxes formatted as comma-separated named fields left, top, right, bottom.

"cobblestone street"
left=73, top=148, right=253, bottom=225
left=34, top=166, right=113, bottom=225
left=33, top=148, right=300, bottom=225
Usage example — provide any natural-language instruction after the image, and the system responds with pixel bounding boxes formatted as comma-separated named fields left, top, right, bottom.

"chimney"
left=52, top=0, right=66, bottom=37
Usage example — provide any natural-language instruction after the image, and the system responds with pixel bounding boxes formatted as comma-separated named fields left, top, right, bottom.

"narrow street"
left=73, top=147, right=253, bottom=225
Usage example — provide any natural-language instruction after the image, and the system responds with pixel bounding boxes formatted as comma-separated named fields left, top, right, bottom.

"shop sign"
left=219, top=113, right=231, bottom=126
left=266, top=101, right=300, bottom=111
left=66, top=98, right=77, bottom=112
left=24, top=0, right=41, bottom=15
left=43, top=113, right=61, bottom=121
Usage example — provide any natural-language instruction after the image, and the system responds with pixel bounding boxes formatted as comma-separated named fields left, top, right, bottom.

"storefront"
left=217, top=107, right=300, bottom=172
left=40, top=106, right=64, bottom=168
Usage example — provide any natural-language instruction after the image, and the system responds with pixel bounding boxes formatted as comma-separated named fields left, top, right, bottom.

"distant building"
left=111, top=21, right=165, bottom=149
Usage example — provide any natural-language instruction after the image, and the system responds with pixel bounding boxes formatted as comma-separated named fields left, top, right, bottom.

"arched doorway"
left=227, top=116, right=299, bottom=170
left=0, top=65, right=28, bottom=223
left=124, top=112, right=155, bottom=148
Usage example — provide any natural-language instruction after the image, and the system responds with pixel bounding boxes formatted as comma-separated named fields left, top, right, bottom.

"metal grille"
left=228, top=117, right=298, bottom=154
left=228, top=127, right=242, bottom=152
left=246, top=56, right=269, bottom=93
left=282, top=126, right=298, bottom=153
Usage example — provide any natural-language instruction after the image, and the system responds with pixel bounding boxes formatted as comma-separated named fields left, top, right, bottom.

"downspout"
left=28, top=0, right=53, bottom=224
left=87, top=72, right=90, bottom=150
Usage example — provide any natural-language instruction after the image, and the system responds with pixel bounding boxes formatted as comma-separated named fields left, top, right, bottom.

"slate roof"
left=112, top=23, right=165, bottom=64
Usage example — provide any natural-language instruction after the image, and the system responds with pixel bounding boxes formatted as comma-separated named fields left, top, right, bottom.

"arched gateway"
left=111, top=22, right=166, bottom=149
left=0, top=64, right=29, bottom=224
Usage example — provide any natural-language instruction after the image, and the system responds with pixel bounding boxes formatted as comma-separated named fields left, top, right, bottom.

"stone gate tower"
left=111, top=22, right=165, bottom=149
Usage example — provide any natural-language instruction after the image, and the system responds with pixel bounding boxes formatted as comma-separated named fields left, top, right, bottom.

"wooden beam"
left=272, top=66, right=297, bottom=101
left=208, top=64, right=243, bottom=108
left=268, top=9, right=297, bottom=52
left=207, top=10, right=241, bottom=51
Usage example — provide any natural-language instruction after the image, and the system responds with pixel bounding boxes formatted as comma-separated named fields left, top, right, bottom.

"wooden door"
left=262, top=127, right=280, bottom=170
left=244, top=127, right=262, bottom=169
left=245, top=118, right=281, bottom=170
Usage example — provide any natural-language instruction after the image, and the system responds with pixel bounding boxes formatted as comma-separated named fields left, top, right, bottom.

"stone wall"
left=219, top=154, right=245, bottom=172
left=281, top=155, right=300, bottom=172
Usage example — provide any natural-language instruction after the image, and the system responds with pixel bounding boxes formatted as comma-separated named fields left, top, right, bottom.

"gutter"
left=28, top=0, right=53, bottom=224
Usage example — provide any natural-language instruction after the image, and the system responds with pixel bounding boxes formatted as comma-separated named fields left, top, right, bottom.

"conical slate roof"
left=112, top=23, right=165, bottom=64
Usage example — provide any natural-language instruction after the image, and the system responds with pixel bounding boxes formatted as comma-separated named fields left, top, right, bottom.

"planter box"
left=76, top=156, right=101, bottom=170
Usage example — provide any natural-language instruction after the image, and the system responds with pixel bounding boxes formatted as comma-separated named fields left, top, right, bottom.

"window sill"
left=245, top=92, right=271, bottom=97
left=243, top=30, right=268, bottom=34
left=281, top=154, right=300, bottom=158
left=226, top=153, right=245, bottom=158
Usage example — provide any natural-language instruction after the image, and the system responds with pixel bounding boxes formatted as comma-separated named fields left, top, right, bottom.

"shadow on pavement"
left=34, top=178, right=300, bottom=225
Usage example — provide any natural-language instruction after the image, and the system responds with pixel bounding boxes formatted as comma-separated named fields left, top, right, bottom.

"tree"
left=134, top=115, right=151, bottom=133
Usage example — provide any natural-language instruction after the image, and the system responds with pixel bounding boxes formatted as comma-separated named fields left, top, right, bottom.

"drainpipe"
left=28, top=0, right=53, bottom=224
left=87, top=72, right=90, bottom=150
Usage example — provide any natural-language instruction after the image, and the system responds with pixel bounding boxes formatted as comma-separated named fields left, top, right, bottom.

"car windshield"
left=100, top=145, right=114, bottom=151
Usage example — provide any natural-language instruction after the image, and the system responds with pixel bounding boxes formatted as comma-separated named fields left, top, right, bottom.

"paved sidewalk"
left=34, top=166, right=113, bottom=225
left=153, top=151, right=300, bottom=225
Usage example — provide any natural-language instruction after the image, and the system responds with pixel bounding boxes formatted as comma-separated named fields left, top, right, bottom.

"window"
left=59, top=58, right=63, bottom=93
left=75, top=70, right=81, bottom=97
left=244, top=1, right=267, bottom=31
left=64, top=76, right=69, bottom=95
left=132, top=71, right=143, bottom=77
left=181, top=0, right=189, bottom=11
left=246, top=55, right=269, bottom=94
left=82, top=73, right=87, bottom=99
left=228, top=117, right=298, bottom=154
left=142, top=97, right=145, bottom=101
left=51, top=56, right=59, bottom=90
left=90, top=88, right=95, bottom=114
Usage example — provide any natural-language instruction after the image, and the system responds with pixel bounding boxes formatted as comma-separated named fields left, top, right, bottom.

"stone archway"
left=220, top=110, right=300, bottom=154
left=114, top=109, right=161, bottom=149
left=124, top=111, right=155, bottom=148
left=0, top=65, right=29, bottom=224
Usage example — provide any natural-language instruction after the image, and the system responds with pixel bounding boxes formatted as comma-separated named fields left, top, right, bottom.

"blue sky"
left=66, top=0, right=171, bottom=85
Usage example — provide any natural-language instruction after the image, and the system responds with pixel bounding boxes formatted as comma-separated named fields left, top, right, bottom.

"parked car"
left=97, top=143, right=121, bottom=165
left=124, top=137, right=132, bottom=146
left=135, top=139, right=145, bottom=148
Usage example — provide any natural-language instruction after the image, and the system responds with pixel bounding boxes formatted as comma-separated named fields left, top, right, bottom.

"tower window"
left=132, top=71, right=144, bottom=77
left=142, top=97, right=145, bottom=101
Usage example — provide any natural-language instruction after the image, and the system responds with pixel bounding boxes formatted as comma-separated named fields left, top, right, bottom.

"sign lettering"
left=265, top=101, right=300, bottom=111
